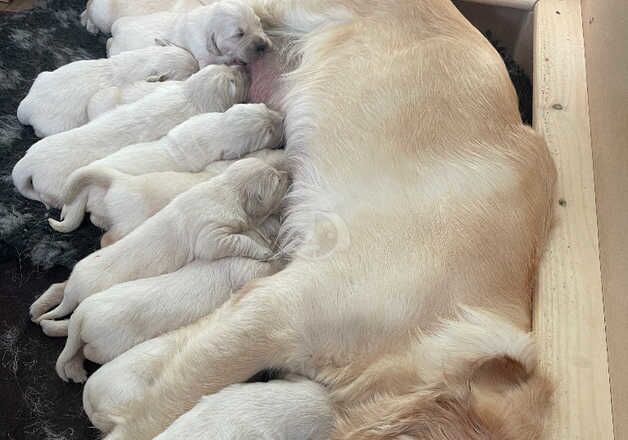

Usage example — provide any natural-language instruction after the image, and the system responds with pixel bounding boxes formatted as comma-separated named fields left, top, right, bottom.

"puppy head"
left=208, top=0, right=272, bottom=65
left=337, top=356, right=552, bottom=440
left=186, top=64, right=249, bottom=109
left=225, top=158, right=289, bottom=220
left=225, top=103, right=284, bottom=150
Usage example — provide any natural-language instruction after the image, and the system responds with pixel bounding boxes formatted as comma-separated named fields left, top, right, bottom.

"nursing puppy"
left=30, top=158, right=288, bottom=324
left=155, top=379, right=333, bottom=440
left=16, top=45, right=198, bottom=137
left=12, top=64, right=247, bottom=207
left=96, top=1, right=555, bottom=440
left=50, top=149, right=285, bottom=243
left=83, top=331, right=332, bottom=439
left=108, top=0, right=271, bottom=67
left=53, top=257, right=278, bottom=381
left=67, top=103, right=283, bottom=177
left=86, top=80, right=165, bottom=121
left=81, top=0, right=210, bottom=34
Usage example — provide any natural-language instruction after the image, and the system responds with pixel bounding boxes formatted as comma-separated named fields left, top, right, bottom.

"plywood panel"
left=581, top=0, right=628, bottom=438
left=533, top=0, right=614, bottom=439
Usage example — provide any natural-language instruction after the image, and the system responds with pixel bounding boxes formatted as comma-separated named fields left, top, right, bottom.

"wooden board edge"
left=532, top=0, right=614, bottom=438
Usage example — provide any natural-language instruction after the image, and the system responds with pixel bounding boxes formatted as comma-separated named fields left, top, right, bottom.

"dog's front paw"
left=56, top=356, right=88, bottom=383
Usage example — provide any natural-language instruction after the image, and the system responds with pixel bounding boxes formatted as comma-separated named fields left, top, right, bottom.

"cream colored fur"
left=30, top=159, right=288, bottom=332
left=53, top=257, right=279, bottom=382
left=108, top=0, right=271, bottom=68
left=12, top=64, right=248, bottom=208
left=58, top=0, right=555, bottom=438
left=81, top=0, right=212, bottom=34
left=49, top=149, right=285, bottom=241
left=16, top=45, right=198, bottom=137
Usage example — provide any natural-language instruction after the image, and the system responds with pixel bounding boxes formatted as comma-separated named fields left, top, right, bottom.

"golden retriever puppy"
left=52, top=257, right=278, bottom=382
left=11, top=64, right=248, bottom=208
left=30, top=158, right=288, bottom=324
left=108, top=0, right=271, bottom=68
left=74, top=1, right=555, bottom=439
left=81, top=0, right=211, bottom=34
left=155, top=379, right=333, bottom=440
left=49, top=149, right=285, bottom=243
left=16, top=45, right=198, bottom=137
left=86, top=80, right=165, bottom=121
left=83, top=331, right=333, bottom=440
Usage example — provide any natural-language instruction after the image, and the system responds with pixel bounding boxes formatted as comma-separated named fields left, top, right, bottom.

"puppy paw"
left=40, top=319, right=69, bottom=337
left=30, top=282, right=66, bottom=323
left=57, top=356, right=88, bottom=383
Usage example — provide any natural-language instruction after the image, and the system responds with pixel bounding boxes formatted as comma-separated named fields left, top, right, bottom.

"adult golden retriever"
left=104, top=0, right=555, bottom=438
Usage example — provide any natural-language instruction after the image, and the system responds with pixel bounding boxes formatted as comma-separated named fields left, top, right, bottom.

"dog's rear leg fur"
left=30, top=282, right=66, bottom=323
left=40, top=319, right=69, bottom=337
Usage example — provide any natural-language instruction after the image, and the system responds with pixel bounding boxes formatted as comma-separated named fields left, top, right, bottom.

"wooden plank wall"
left=581, top=0, right=628, bottom=438
left=533, top=0, right=614, bottom=439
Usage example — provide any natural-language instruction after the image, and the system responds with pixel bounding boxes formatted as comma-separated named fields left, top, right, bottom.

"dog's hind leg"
left=30, top=282, right=66, bottom=323
left=40, top=319, right=69, bottom=337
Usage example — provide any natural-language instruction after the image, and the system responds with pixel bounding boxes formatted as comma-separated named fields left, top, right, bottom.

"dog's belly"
left=248, top=52, right=285, bottom=106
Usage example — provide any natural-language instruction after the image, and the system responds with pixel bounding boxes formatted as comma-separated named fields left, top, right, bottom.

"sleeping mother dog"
left=91, top=0, right=556, bottom=438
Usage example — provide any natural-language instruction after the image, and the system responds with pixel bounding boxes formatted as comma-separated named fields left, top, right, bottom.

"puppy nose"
left=255, top=41, right=268, bottom=55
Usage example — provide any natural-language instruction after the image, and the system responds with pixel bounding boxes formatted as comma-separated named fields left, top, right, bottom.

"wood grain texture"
left=533, top=0, right=614, bottom=439
left=581, top=0, right=628, bottom=438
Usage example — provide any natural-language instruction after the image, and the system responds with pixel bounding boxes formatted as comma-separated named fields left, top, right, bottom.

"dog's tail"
left=49, top=166, right=121, bottom=233
left=49, top=195, right=88, bottom=233
left=11, top=155, right=41, bottom=201
left=55, top=309, right=86, bottom=382
left=66, top=165, right=121, bottom=203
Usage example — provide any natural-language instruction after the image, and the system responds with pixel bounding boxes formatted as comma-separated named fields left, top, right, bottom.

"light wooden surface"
left=581, top=0, right=628, bottom=438
left=533, top=0, right=614, bottom=439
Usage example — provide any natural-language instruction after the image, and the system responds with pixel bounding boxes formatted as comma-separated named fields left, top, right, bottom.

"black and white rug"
left=0, top=1, right=532, bottom=439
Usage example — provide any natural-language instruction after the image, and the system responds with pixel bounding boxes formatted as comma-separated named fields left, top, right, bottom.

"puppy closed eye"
left=235, top=28, right=245, bottom=38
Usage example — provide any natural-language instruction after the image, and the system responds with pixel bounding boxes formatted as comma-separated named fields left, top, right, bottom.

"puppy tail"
left=11, top=156, right=40, bottom=201
left=55, top=309, right=85, bottom=381
left=64, top=165, right=119, bottom=203
left=49, top=195, right=88, bottom=233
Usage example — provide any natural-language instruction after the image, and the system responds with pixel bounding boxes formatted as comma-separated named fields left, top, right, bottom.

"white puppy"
left=83, top=331, right=332, bottom=439
left=16, top=45, right=198, bottom=137
left=52, top=257, right=278, bottom=382
left=108, top=0, right=271, bottom=67
left=68, top=103, right=283, bottom=177
left=86, top=80, right=165, bottom=121
left=50, top=149, right=285, bottom=243
left=155, top=379, right=333, bottom=440
left=12, top=64, right=248, bottom=208
left=83, top=332, right=181, bottom=432
left=30, top=158, right=288, bottom=324
left=81, top=0, right=210, bottom=34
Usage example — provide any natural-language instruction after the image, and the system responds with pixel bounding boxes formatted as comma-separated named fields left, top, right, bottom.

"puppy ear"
left=207, top=32, right=220, bottom=56
left=154, top=38, right=172, bottom=47
left=146, top=72, right=171, bottom=82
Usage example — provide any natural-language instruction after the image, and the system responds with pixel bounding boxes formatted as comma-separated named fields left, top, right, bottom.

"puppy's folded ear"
left=146, top=72, right=172, bottom=82
left=154, top=38, right=173, bottom=47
